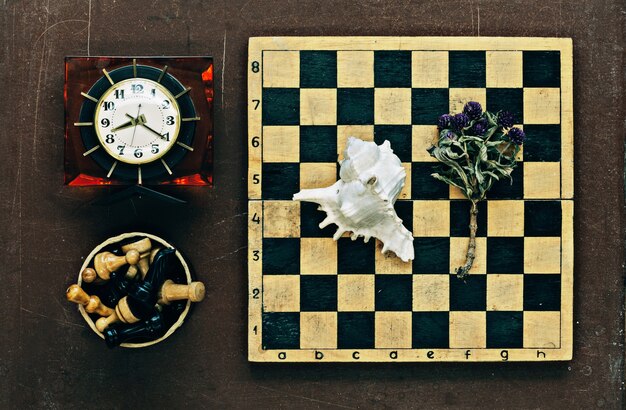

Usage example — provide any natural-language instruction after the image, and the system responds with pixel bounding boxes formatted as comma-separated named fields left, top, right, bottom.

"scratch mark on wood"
left=477, top=1, right=480, bottom=36
left=87, top=0, right=92, bottom=55
left=222, top=30, right=226, bottom=110
left=469, top=0, right=474, bottom=35
left=208, top=246, right=247, bottom=262
left=214, top=212, right=247, bottom=226
left=256, top=385, right=356, bottom=409
left=33, top=19, right=88, bottom=47
left=20, top=307, right=84, bottom=329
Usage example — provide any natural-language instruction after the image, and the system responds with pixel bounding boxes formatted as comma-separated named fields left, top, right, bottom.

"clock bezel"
left=78, top=64, right=197, bottom=182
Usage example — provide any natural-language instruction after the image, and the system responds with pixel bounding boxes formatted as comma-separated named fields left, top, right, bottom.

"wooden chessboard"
left=247, top=37, right=573, bottom=362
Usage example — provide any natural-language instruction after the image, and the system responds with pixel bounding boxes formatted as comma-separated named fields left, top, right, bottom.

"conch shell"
left=293, top=137, right=414, bottom=262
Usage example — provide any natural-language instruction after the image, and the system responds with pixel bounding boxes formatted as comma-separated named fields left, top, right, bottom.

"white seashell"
left=293, top=137, right=414, bottom=262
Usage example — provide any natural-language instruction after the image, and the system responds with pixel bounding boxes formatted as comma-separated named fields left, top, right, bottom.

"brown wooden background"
left=1, top=0, right=624, bottom=408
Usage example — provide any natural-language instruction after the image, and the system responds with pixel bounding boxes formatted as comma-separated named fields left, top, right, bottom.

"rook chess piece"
left=158, top=280, right=205, bottom=305
left=94, top=249, right=140, bottom=280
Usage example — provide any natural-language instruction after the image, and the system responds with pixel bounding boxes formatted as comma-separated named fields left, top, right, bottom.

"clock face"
left=94, top=78, right=181, bottom=165
left=77, top=62, right=198, bottom=182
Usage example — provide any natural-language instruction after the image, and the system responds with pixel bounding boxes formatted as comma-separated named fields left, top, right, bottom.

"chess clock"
left=65, top=57, right=213, bottom=189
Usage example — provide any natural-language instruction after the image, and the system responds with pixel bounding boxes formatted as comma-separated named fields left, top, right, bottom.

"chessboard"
left=248, top=37, right=573, bottom=362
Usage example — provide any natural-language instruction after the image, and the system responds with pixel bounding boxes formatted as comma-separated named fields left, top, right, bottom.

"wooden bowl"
left=76, top=232, right=192, bottom=348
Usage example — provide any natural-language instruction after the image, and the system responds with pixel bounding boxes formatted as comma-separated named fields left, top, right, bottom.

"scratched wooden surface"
left=0, top=0, right=624, bottom=408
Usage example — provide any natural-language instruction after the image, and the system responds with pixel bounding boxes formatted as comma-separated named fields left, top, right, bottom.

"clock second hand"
left=128, top=104, right=142, bottom=147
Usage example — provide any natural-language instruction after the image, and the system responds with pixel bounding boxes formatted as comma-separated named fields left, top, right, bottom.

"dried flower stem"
left=456, top=201, right=478, bottom=279
left=430, top=102, right=525, bottom=280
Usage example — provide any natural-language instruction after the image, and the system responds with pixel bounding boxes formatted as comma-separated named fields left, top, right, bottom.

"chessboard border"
left=247, top=36, right=573, bottom=362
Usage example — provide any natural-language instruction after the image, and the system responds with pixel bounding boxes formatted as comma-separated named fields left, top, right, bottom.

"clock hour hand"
left=111, top=120, right=135, bottom=132
left=112, top=114, right=146, bottom=133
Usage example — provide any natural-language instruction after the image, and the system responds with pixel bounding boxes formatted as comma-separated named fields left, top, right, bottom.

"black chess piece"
left=104, top=310, right=165, bottom=348
left=97, top=269, right=133, bottom=308
left=125, top=248, right=175, bottom=318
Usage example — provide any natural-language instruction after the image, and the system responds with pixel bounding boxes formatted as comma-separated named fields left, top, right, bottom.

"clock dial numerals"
left=94, top=78, right=181, bottom=165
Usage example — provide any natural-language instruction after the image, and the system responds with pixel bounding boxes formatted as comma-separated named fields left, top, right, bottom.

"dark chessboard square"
left=338, top=238, right=375, bottom=273
left=300, top=201, right=335, bottom=238
left=262, top=163, right=299, bottom=200
left=300, top=275, right=337, bottom=311
left=488, top=162, right=524, bottom=199
left=375, top=275, right=413, bottom=311
left=374, top=51, right=412, bottom=88
left=338, top=312, right=375, bottom=349
left=449, top=275, right=486, bottom=311
left=394, top=200, right=413, bottom=233
left=523, top=125, right=561, bottom=162
left=524, top=201, right=562, bottom=237
left=262, top=312, right=300, bottom=350
left=524, top=275, right=561, bottom=311
left=412, top=89, right=449, bottom=125
left=486, top=88, right=523, bottom=124
left=412, top=312, right=450, bottom=348
left=487, top=237, right=524, bottom=274
left=413, top=238, right=450, bottom=274
left=523, top=51, right=561, bottom=88
left=262, top=88, right=300, bottom=125
left=337, top=88, right=374, bottom=125
left=487, top=311, right=523, bottom=348
left=412, top=162, right=450, bottom=199
left=263, top=238, right=300, bottom=274
left=300, top=126, right=338, bottom=162
left=449, top=51, right=486, bottom=88
left=300, top=51, right=337, bottom=88
left=374, top=125, right=412, bottom=162
left=450, top=200, right=487, bottom=237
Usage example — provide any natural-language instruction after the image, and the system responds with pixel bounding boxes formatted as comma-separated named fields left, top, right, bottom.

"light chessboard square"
left=263, top=51, right=300, bottom=88
left=262, top=126, right=299, bottom=163
left=486, top=51, right=523, bottom=88
left=412, top=51, right=449, bottom=88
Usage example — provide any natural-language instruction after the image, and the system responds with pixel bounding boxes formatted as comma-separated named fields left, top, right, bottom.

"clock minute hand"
left=139, top=122, right=167, bottom=140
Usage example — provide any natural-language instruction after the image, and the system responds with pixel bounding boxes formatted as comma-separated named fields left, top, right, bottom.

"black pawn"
left=104, top=310, right=165, bottom=348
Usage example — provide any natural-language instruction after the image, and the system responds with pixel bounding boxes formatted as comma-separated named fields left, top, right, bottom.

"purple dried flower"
left=463, top=101, right=483, bottom=120
left=443, top=131, right=457, bottom=140
left=470, top=118, right=488, bottom=136
left=507, top=127, right=525, bottom=145
left=497, top=111, right=515, bottom=129
left=450, top=113, right=470, bottom=131
left=437, top=114, right=452, bottom=130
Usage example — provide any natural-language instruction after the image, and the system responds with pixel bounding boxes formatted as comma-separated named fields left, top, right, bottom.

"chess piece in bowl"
left=75, top=232, right=195, bottom=348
